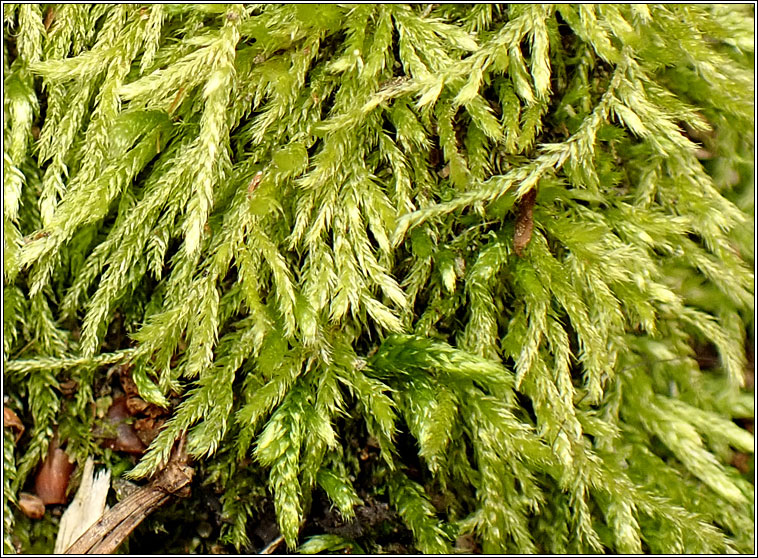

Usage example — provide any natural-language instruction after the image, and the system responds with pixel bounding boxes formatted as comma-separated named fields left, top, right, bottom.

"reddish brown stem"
left=513, top=188, right=537, bottom=257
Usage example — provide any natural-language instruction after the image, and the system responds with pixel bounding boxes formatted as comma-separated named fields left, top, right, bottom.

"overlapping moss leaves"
left=3, top=4, right=754, bottom=554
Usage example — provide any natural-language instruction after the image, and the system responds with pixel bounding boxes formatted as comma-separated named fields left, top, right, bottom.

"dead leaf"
left=4, top=406, right=25, bottom=442
left=35, top=437, right=75, bottom=505
left=19, top=492, right=45, bottom=519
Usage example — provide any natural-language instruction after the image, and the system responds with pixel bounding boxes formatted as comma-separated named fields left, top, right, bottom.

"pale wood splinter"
left=64, top=436, right=194, bottom=555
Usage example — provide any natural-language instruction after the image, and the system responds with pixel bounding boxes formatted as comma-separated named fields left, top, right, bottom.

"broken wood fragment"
left=54, top=458, right=111, bottom=553
left=64, top=436, right=193, bottom=554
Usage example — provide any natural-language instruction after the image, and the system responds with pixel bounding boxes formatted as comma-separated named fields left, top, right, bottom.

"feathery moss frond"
left=3, top=4, right=753, bottom=554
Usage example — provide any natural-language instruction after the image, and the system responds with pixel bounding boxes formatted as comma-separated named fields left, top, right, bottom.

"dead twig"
left=513, top=187, right=537, bottom=257
left=259, top=534, right=285, bottom=555
left=64, top=436, right=193, bottom=554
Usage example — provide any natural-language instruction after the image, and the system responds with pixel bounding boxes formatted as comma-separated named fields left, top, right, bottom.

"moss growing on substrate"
left=3, top=4, right=754, bottom=554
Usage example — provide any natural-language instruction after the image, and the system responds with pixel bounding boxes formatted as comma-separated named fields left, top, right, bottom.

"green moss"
left=3, top=4, right=754, bottom=554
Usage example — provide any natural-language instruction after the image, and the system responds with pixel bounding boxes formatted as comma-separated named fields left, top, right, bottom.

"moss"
left=3, top=4, right=754, bottom=554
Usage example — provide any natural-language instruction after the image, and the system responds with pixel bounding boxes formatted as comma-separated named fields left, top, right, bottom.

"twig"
left=260, top=535, right=285, bottom=555
left=64, top=436, right=193, bottom=554
left=10, top=339, right=35, bottom=361
left=513, top=187, right=537, bottom=257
